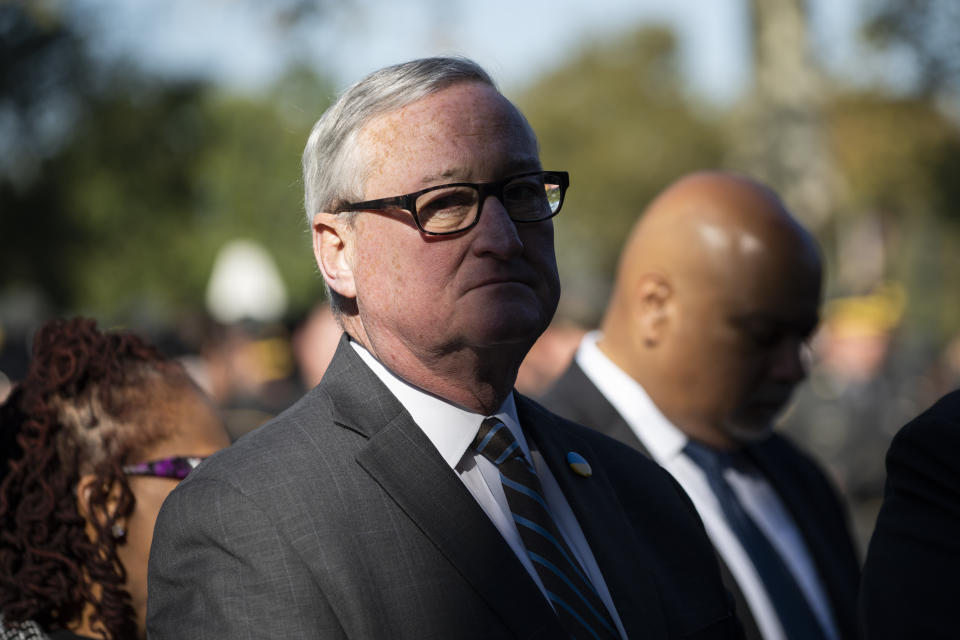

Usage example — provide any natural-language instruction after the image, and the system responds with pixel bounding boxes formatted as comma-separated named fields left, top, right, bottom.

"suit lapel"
left=325, top=338, right=564, bottom=639
left=555, top=364, right=649, bottom=456
left=518, top=394, right=669, bottom=639
left=565, top=366, right=764, bottom=638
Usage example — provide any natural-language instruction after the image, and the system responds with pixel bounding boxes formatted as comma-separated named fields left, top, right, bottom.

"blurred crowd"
left=3, top=290, right=958, bottom=551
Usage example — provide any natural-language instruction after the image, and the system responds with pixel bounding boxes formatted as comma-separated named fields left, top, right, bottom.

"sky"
left=68, top=0, right=870, bottom=107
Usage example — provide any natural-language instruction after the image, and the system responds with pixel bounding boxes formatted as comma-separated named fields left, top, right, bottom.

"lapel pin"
left=566, top=452, right=592, bottom=477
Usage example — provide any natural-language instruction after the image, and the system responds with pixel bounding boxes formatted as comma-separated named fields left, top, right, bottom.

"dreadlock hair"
left=0, top=317, right=193, bottom=639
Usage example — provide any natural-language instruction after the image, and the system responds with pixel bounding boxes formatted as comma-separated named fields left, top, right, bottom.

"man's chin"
left=721, top=418, right=775, bottom=444
left=466, top=321, right=545, bottom=351
left=459, top=302, right=554, bottom=347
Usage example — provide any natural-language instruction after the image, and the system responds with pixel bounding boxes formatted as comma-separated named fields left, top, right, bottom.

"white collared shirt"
left=575, top=331, right=839, bottom=640
left=351, top=341, right=627, bottom=640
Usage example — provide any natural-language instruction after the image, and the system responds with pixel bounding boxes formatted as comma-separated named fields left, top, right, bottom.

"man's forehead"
left=359, top=83, right=532, bottom=148
left=679, top=255, right=820, bottom=325
left=356, top=84, right=539, bottom=189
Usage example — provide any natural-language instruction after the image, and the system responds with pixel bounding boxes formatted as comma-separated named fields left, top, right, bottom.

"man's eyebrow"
left=420, top=169, right=468, bottom=185
left=734, top=312, right=821, bottom=334
left=418, top=161, right=543, bottom=186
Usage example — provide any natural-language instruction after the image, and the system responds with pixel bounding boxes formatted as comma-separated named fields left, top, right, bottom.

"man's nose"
left=471, top=195, right=524, bottom=258
left=768, top=336, right=809, bottom=384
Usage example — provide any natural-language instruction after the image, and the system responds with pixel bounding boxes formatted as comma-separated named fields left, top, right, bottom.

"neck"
left=346, top=322, right=525, bottom=415
left=641, top=383, right=740, bottom=452
left=596, top=334, right=739, bottom=452
left=69, top=601, right=106, bottom=639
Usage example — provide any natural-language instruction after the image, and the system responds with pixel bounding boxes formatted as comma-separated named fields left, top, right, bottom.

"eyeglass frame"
left=122, top=456, right=208, bottom=480
left=332, top=170, right=570, bottom=236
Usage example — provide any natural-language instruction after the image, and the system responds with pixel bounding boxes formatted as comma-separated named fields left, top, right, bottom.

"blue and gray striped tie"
left=474, top=417, right=618, bottom=640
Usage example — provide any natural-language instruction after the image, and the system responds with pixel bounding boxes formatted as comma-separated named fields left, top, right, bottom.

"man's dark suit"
left=542, top=361, right=861, bottom=640
left=859, top=388, right=960, bottom=639
left=148, top=337, right=741, bottom=639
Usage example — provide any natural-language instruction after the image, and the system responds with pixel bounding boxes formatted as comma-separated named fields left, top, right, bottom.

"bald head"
left=600, top=171, right=822, bottom=449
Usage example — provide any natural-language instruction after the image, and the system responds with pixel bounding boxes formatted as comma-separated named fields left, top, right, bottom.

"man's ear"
left=76, top=474, right=125, bottom=539
left=634, top=274, right=673, bottom=347
left=312, top=212, right=357, bottom=300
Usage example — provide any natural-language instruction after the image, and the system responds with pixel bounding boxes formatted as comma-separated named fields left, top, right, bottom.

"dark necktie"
left=473, top=417, right=619, bottom=640
left=683, top=440, right=828, bottom=640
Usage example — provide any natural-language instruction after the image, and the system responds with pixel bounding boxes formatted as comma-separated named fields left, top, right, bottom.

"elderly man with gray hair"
left=147, top=57, right=741, bottom=640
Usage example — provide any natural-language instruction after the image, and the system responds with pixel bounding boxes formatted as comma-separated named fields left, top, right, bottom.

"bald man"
left=541, top=172, right=860, bottom=640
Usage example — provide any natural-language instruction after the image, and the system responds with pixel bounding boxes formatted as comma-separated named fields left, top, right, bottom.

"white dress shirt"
left=575, top=331, right=839, bottom=640
left=351, top=340, right=627, bottom=640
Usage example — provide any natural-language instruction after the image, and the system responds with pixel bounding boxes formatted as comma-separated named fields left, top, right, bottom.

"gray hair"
left=302, top=56, right=496, bottom=224
left=302, top=57, right=498, bottom=320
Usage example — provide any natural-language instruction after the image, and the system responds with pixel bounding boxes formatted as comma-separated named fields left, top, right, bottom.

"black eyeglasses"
left=333, top=170, right=570, bottom=236
left=122, top=456, right=207, bottom=480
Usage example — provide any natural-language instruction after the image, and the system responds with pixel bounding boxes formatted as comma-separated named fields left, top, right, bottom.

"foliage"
left=853, top=0, right=960, bottom=342
left=518, top=27, right=725, bottom=324
left=0, top=5, right=334, bottom=324
left=864, top=0, right=960, bottom=98
left=3, top=2, right=960, bottom=344
left=824, top=92, right=960, bottom=339
left=827, top=93, right=960, bottom=223
left=187, top=67, right=335, bottom=318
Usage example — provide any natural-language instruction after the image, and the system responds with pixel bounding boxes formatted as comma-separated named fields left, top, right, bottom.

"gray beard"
left=721, top=418, right=775, bottom=445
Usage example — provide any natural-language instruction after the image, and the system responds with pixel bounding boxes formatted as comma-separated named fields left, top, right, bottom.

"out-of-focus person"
left=0, top=317, right=230, bottom=639
left=191, top=320, right=302, bottom=441
left=859, top=388, right=960, bottom=640
left=515, top=321, right=587, bottom=396
left=542, top=171, right=860, bottom=640
left=291, top=303, right=342, bottom=389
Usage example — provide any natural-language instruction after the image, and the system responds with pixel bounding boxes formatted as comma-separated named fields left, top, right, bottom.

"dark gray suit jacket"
left=147, top=336, right=741, bottom=639
left=541, top=361, right=861, bottom=640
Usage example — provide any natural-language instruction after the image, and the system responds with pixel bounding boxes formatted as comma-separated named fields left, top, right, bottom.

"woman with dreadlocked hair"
left=0, top=318, right=230, bottom=640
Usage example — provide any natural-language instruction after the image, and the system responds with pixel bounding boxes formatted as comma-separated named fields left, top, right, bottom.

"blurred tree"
left=859, top=0, right=960, bottom=340
left=728, top=0, right=837, bottom=233
left=191, top=66, right=335, bottom=317
left=864, top=0, right=960, bottom=100
left=0, top=2, right=87, bottom=187
left=0, top=4, right=334, bottom=325
left=1, top=2, right=93, bottom=306
left=518, top=26, right=725, bottom=325
left=735, top=3, right=960, bottom=548
left=726, top=0, right=960, bottom=341
left=824, top=93, right=960, bottom=340
left=828, top=95, right=960, bottom=225
left=54, top=75, right=216, bottom=317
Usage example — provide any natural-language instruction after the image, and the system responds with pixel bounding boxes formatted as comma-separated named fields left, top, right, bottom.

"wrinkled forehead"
left=355, top=83, right=539, bottom=183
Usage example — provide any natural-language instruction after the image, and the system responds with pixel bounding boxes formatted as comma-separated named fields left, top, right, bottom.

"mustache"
left=745, top=386, right=796, bottom=410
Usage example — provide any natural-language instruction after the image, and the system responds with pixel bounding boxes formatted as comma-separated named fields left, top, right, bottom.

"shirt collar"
left=350, top=340, right=529, bottom=469
left=575, top=330, right=688, bottom=463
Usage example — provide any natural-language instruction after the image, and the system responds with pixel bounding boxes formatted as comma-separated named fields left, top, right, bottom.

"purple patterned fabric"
left=122, top=456, right=206, bottom=480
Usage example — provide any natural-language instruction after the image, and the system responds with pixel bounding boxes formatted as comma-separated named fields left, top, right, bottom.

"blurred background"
left=2, top=0, right=959, bottom=551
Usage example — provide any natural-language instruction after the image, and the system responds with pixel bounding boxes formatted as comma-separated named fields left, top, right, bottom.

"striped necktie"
left=683, top=440, right=828, bottom=640
left=473, top=417, right=619, bottom=640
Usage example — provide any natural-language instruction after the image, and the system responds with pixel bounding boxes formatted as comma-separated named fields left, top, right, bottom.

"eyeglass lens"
left=415, top=173, right=564, bottom=234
